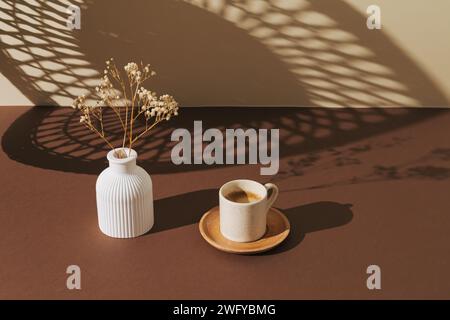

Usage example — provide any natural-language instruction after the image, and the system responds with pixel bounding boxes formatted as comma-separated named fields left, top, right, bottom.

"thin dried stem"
left=83, top=122, right=114, bottom=150
left=131, top=118, right=162, bottom=146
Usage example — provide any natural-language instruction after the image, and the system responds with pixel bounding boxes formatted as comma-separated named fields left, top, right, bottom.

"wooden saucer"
left=199, top=206, right=290, bottom=254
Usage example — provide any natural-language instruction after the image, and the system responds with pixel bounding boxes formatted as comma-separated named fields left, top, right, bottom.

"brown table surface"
left=1, top=106, right=450, bottom=299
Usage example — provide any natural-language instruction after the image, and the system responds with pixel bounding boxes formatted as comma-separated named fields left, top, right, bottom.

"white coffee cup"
left=219, top=179, right=279, bottom=242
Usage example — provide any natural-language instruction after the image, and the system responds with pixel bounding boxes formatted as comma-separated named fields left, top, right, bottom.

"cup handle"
left=264, top=183, right=279, bottom=209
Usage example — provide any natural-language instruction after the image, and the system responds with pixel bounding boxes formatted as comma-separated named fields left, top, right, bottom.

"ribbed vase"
left=96, top=148, right=154, bottom=238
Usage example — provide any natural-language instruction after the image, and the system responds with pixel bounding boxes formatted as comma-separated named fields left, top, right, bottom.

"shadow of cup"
left=151, top=188, right=353, bottom=255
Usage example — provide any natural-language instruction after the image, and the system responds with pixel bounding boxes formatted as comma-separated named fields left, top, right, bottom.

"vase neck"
left=109, top=159, right=137, bottom=174
left=107, top=148, right=138, bottom=174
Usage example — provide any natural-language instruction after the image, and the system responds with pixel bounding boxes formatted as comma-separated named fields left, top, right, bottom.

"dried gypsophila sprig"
left=72, top=58, right=179, bottom=158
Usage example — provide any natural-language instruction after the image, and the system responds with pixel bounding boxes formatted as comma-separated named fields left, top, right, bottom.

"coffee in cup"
left=225, top=189, right=262, bottom=203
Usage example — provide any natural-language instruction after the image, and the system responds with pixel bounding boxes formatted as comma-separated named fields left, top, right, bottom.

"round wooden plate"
left=199, top=206, right=290, bottom=254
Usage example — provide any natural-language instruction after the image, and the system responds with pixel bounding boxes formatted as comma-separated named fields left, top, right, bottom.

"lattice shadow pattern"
left=1, top=0, right=448, bottom=106
left=2, top=106, right=442, bottom=174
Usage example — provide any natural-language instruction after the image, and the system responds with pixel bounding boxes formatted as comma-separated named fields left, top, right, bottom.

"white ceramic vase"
left=96, top=148, right=154, bottom=238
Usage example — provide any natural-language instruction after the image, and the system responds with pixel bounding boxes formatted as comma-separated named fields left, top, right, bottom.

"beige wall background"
left=345, top=0, right=450, bottom=106
left=1, top=0, right=449, bottom=107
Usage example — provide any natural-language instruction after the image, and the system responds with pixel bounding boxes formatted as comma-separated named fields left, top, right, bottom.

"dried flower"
left=72, top=59, right=180, bottom=155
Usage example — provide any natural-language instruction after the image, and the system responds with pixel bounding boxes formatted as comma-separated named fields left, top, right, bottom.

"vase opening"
left=107, top=148, right=138, bottom=173
left=114, top=149, right=128, bottom=159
